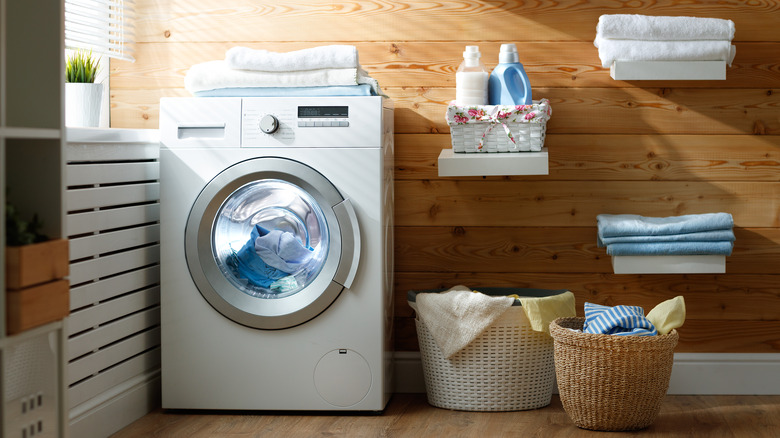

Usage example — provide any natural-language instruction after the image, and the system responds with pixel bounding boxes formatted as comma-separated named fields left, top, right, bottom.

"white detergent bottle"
left=455, top=46, right=489, bottom=106
left=488, top=43, right=532, bottom=105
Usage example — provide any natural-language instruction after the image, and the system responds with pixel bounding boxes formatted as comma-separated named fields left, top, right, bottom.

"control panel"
left=241, top=97, right=382, bottom=148
left=297, top=105, right=349, bottom=128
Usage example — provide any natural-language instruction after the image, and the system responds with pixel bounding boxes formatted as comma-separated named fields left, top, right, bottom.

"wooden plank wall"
left=112, top=1, right=780, bottom=353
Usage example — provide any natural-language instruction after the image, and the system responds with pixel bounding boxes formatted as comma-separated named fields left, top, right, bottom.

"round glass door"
left=185, top=157, right=360, bottom=329
left=213, top=179, right=329, bottom=300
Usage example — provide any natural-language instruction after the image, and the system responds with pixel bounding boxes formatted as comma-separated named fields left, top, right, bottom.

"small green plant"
left=6, top=201, right=48, bottom=246
left=66, top=49, right=100, bottom=83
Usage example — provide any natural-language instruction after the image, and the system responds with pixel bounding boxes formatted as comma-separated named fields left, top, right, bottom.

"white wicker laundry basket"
left=446, top=99, right=552, bottom=153
left=409, top=288, right=561, bottom=412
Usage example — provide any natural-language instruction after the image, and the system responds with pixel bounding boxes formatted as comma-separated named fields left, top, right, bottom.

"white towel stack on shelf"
left=184, top=45, right=383, bottom=97
left=594, top=14, right=736, bottom=68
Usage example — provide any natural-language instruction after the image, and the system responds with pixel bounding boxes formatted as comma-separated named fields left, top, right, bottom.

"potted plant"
left=5, top=201, right=69, bottom=335
left=65, top=49, right=102, bottom=127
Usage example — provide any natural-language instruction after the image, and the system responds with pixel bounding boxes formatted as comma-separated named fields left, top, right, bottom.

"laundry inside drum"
left=211, top=179, right=330, bottom=299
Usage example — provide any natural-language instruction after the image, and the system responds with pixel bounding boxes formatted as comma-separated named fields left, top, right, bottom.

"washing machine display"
left=185, top=157, right=360, bottom=330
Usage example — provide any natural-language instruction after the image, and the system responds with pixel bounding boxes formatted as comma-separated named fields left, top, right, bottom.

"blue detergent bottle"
left=488, top=43, right=532, bottom=105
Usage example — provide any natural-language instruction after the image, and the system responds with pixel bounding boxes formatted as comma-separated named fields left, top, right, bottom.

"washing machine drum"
left=185, top=157, right=360, bottom=330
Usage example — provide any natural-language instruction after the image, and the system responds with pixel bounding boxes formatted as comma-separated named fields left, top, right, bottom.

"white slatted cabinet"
left=65, top=130, right=160, bottom=438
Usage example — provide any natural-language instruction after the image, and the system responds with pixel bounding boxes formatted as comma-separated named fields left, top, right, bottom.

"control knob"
left=259, top=114, right=279, bottom=134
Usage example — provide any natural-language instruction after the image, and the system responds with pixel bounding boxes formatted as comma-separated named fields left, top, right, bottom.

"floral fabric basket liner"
left=446, top=99, right=552, bottom=153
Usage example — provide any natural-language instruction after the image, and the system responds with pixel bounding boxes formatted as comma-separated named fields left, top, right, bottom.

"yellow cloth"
left=518, top=291, right=576, bottom=334
left=647, top=295, right=686, bottom=335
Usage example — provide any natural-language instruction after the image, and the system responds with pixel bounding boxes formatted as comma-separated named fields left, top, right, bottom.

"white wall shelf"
left=611, top=255, right=726, bottom=274
left=610, top=60, right=727, bottom=80
left=438, top=147, right=549, bottom=177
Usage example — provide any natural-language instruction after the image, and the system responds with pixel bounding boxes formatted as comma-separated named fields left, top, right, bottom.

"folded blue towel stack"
left=597, top=213, right=735, bottom=256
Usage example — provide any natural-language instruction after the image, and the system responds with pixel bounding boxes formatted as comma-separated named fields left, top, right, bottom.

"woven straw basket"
left=411, top=288, right=563, bottom=412
left=549, top=317, right=679, bottom=431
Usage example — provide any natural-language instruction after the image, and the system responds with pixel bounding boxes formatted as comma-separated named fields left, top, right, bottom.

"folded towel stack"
left=597, top=212, right=735, bottom=256
left=594, top=14, right=736, bottom=68
left=184, top=45, right=384, bottom=97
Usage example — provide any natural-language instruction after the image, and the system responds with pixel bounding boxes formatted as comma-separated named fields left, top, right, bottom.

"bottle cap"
left=463, top=45, right=481, bottom=59
left=498, top=43, right=519, bottom=63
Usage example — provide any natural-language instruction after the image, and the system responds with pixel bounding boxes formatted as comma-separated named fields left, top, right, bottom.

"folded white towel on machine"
left=594, top=37, right=736, bottom=68
left=225, top=45, right=359, bottom=72
left=185, top=60, right=382, bottom=94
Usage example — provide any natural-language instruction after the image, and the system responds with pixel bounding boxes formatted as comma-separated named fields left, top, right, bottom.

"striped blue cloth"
left=583, top=302, right=658, bottom=336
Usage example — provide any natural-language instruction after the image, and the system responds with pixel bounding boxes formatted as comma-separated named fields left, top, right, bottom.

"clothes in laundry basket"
left=646, top=296, right=686, bottom=335
left=415, top=285, right=515, bottom=359
left=517, top=291, right=576, bottom=334
left=230, top=225, right=314, bottom=289
left=583, top=302, right=658, bottom=336
left=414, top=286, right=576, bottom=358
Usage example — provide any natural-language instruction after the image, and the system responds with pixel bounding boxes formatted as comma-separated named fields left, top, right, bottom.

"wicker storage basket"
left=409, top=288, right=565, bottom=411
left=549, top=317, right=679, bottom=431
left=446, top=99, right=551, bottom=153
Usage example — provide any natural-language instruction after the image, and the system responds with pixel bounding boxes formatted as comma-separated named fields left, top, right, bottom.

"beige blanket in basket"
left=416, top=285, right=514, bottom=359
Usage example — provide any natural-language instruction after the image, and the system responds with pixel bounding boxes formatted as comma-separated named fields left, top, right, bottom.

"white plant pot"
left=65, top=82, right=103, bottom=127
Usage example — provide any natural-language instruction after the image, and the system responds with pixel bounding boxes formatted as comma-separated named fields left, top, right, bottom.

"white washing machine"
left=159, top=96, right=394, bottom=411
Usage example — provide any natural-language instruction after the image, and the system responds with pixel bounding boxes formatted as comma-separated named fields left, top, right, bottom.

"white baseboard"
left=69, top=371, right=161, bottom=438
left=393, top=352, right=780, bottom=395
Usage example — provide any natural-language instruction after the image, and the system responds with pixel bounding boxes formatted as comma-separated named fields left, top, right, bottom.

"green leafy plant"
left=66, top=49, right=100, bottom=83
left=6, top=201, right=48, bottom=246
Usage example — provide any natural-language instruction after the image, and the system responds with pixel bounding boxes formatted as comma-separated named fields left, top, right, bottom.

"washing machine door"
left=185, top=157, right=360, bottom=329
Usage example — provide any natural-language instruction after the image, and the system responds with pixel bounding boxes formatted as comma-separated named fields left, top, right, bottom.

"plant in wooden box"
left=65, top=49, right=102, bottom=127
left=5, top=201, right=69, bottom=335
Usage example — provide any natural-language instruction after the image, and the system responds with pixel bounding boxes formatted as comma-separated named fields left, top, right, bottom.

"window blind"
left=64, top=0, right=135, bottom=61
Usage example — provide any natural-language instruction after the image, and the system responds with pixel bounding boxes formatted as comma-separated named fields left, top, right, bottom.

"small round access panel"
left=314, top=349, right=372, bottom=407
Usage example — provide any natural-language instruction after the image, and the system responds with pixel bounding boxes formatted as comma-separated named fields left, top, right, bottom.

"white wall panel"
left=67, top=287, right=160, bottom=337
left=69, top=245, right=160, bottom=286
left=65, top=138, right=161, bottom=433
left=68, top=328, right=161, bottom=386
left=70, top=266, right=160, bottom=310
left=68, top=348, right=160, bottom=409
left=67, top=204, right=159, bottom=236
left=67, top=182, right=160, bottom=211
left=66, top=162, right=159, bottom=186
left=68, top=308, right=160, bottom=360
left=69, top=225, right=160, bottom=261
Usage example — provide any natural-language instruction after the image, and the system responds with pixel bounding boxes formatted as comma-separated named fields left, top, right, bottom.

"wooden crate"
left=5, top=238, right=69, bottom=289
left=6, top=279, right=70, bottom=335
left=5, top=238, right=70, bottom=334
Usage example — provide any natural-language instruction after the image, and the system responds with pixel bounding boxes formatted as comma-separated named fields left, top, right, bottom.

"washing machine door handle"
left=332, top=198, right=361, bottom=289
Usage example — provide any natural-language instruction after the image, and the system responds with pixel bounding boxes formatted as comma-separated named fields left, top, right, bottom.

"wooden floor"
left=111, top=394, right=780, bottom=437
